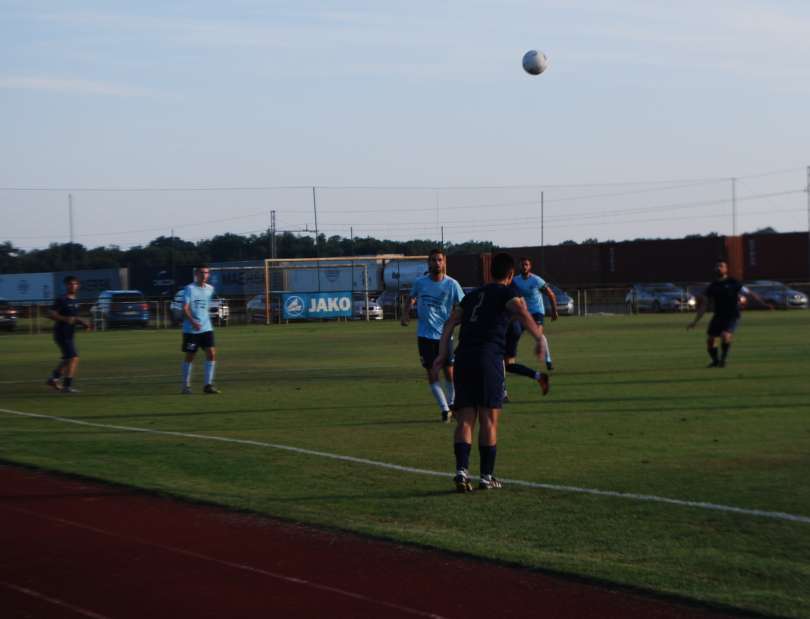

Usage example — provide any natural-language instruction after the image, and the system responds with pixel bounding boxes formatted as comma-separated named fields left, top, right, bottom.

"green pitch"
left=1, top=313, right=809, bottom=617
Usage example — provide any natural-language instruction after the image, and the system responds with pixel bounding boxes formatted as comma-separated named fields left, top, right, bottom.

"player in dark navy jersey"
left=46, top=275, right=92, bottom=393
left=433, top=253, right=547, bottom=492
left=687, top=259, right=771, bottom=367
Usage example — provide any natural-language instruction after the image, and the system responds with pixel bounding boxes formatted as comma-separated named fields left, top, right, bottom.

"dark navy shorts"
left=182, top=331, right=215, bottom=353
left=504, top=313, right=544, bottom=358
left=453, top=350, right=505, bottom=410
left=54, top=336, right=78, bottom=360
left=418, top=337, right=454, bottom=369
left=707, top=315, right=739, bottom=338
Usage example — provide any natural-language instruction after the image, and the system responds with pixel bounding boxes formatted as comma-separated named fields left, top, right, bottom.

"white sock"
left=444, top=380, right=455, bottom=406
left=542, top=335, right=552, bottom=365
left=182, top=362, right=192, bottom=387
left=204, top=361, right=216, bottom=385
left=429, top=382, right=449, bottom=412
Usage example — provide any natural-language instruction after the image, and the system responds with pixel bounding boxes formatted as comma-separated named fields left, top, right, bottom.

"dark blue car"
left=92, top=290, right=150, bottom=328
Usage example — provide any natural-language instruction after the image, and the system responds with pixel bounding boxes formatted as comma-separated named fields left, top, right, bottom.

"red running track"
left=0, top=464, right=744, bottom=619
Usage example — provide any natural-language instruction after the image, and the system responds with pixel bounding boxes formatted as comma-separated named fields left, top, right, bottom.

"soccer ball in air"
left=522, top=50, right=549, bottom=75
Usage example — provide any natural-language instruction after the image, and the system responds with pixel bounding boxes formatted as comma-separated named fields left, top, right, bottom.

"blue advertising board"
left=282, top=292, right=353, bottom=320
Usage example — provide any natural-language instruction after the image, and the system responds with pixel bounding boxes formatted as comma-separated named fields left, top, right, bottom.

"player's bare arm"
left=746, top=289, right=775, bottom=310
left=183, top=302, right=201, bottom=331
left=432, top=307, right=462, bottom=373
left=687, top=296, right=708, bottom=329
left=48, top=309, right=90, bottom=329
left=400, top=296, right=414, bottom=326
left=544, top=286, right=559, bottom=320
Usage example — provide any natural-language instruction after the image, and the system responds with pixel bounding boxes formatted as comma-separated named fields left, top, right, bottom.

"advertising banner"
left=282, top=292, right=352, bottom=320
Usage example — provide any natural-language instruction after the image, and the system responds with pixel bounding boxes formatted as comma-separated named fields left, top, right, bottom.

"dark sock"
left=51, top=368, right=62, bottom=379
left=454, top=442, right=471, bottom=472
left=505, top=363, right=536, bottom=379
left=708, top=347, right=719, bottom=363
left=63, top=377, right=73, bottom=388
left=721, top=342, right=730, bottom=361
left=479, top=445, right=497, bottom=478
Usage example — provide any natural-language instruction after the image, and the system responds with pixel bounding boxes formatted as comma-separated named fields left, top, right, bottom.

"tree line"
left=0, top=233, right=496, bottom=274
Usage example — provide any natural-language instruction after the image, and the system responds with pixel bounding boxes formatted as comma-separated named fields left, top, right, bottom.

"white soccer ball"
left=522, top=50, right=549, bottom=76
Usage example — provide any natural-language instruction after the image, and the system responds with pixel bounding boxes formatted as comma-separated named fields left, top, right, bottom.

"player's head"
left=519, top=256, right=532, bottom=276
left=63, top=275, right=80, bottom=294
left=195, top=265, right=211, bottom=284
left=491, top=252, right=515, bottom=283
left=427, top=249, right=446, bottom=276
left=714, top=259, right=728, bottom=278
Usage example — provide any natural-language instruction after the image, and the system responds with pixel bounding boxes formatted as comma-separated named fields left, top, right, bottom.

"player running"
left=46, top=275, right=92, bottom=393
left=401, top=249, right=464, bottom=422
left=503, top=257, right=555, bottom=398
left=181, top=265, right=220, bottom=394
left=433, top=253, right=547, bottom=492
left=687, top=259, right=771, bottom=367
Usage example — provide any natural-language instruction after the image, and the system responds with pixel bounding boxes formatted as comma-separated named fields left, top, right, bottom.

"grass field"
left=2, top=312, right=810, bottom=617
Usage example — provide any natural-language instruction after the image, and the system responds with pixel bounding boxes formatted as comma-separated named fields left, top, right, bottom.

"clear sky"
left=2, top=0, right=809, bottom=251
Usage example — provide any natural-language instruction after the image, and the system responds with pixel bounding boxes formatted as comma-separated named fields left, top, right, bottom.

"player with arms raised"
left=402, top=249, right=464, bottom=422
left=687, top=259, right=771, bottom=367
left=434, top=253, right=547, bottom=492
left=181, top=265, right=220, bottom=394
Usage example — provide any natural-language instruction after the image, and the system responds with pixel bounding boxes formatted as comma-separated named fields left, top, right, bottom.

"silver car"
left=743, top=281, right=808, bottom=309
left=625, top=283, right=696, bottom=313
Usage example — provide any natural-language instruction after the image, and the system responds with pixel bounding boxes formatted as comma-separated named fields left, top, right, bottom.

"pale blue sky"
left=2, top=1, right=809, bottom=250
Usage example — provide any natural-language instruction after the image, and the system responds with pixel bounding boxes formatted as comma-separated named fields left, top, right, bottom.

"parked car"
left=377, top=289, right=413, bottom=319
left=549, top=285, right=575, bottom=315
left=246, top=294, right=280, bottom=323
left=742, top=280, right=808, bottom=309
left=170, top=290, right=230, bottom=326
left=625, top=283, right=695, bottom=313
left=91, top=290, right=150, bottom=328
left=353, top=298, right=384, bottom=320
left=0, top=298, right=18, bottom=331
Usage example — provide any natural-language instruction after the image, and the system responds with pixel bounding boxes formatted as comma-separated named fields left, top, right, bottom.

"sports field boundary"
left=2, top=406, right=809, bottom=526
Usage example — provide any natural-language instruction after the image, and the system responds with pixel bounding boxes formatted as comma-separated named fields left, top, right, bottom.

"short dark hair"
left=63, top=275, right=78, bottom=285
left=428, top=248, right=445, bottom=260
left=519, top=256, right=532, bottom=264
left=195, top=265, right=210, bottom=272
left=491, top=253, right=515, bottom=280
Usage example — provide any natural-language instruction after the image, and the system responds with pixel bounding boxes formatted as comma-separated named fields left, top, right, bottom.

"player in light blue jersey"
left=503, top=257, right=557, bottom=398
left=401, top=249, right=465, bottom=422
left=180, top=265, right=220, bottom=395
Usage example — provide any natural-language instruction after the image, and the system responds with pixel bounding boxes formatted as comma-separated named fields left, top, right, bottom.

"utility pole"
left=270, top=210, right=277, bottom=259
left=441, top=225, right=444, bottom=249
left=312, top=186, right=319, bottom=257
left=170, top=228, right=175, bottom=287
left=806, top=166, right=810, bottom=281
left=731, top=177, right=737, bottom=237
left=540, top=190, right=545, bottom=266
left=68, top=193, right=75, bottom=270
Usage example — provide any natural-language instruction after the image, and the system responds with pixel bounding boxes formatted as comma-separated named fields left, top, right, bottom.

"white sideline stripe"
left=3, top=507, right=447, bottom=619
left=0, top=580, right=112, bottom=619
left=2, top=407, right=809, bottom=526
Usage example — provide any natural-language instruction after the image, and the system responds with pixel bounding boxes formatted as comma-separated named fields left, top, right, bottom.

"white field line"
left=0, top=580, right=112, bottom=619
left=2, top=406, right=809, bottom=526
